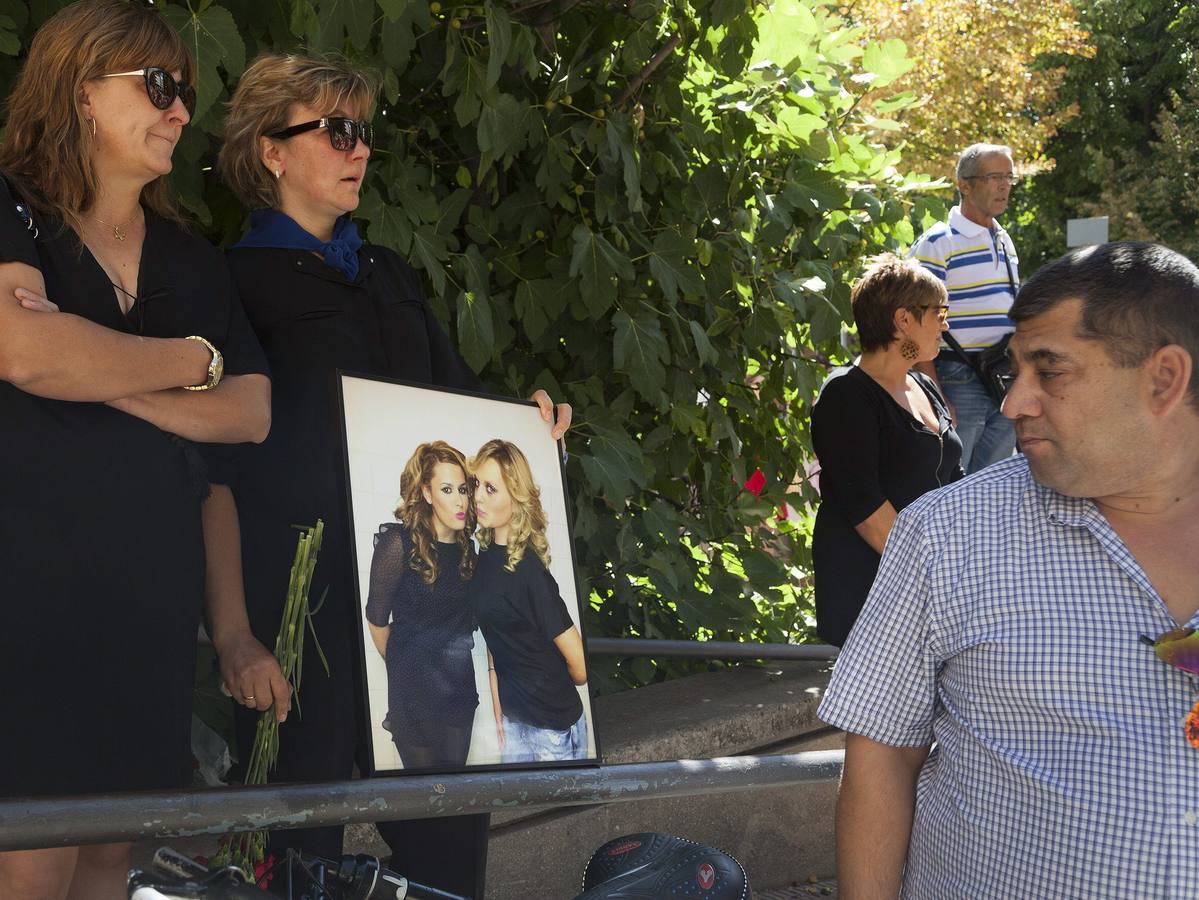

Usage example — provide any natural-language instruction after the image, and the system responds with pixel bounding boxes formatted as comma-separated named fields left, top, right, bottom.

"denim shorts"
left=501, top=711, right=588, bottom=763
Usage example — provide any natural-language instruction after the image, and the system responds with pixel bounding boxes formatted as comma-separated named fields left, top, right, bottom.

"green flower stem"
left=212, top=520, right=324, bottom=881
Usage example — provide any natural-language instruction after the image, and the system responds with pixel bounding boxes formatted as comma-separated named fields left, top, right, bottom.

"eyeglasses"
left=915, top=303, right=950, bottom=322
left=101, top=67, right=196, bottom=118
left=1141, top=627, right=1199, bottom=748
left=964, top=173, right=1021, bottom=186
left=266, top=117, right=374, bottom=152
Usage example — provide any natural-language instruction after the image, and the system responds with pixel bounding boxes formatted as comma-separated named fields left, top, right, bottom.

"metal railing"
left=588, top=638, right=837, bottom=661
left=0, top=639, right=842, bottom=850
left=0, top=752, right=844, bottom=851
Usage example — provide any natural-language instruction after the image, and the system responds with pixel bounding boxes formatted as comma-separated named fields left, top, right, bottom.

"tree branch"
left=532, top=0, right=586, bottom=27
left=614, top=33, right=682, bottom=106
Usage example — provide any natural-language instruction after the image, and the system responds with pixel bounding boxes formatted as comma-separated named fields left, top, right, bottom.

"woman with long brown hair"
left=365, top=441, right=479, bottom=769
left=471, top=440, right=588, bottom=762
left=0, top=1, right=271, bottom=894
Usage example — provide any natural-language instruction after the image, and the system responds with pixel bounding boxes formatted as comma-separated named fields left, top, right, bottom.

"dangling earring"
left=899, top=337, right=920, bottom=361
left=274, top=170, right=281, bottom=180
left=88, top=117, right=96, bottom=138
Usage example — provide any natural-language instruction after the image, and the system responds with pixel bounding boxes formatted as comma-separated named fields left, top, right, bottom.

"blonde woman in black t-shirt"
left=470, top=439, right=588, bottom=762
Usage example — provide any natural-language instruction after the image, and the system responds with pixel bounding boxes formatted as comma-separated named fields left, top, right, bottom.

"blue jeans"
left=934, top=358, right=1016, bottom=474
left=501, top=712, right=588, bottom=763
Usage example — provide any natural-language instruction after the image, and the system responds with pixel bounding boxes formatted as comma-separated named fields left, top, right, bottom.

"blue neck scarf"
left=234, top=209, right=363, bottom=281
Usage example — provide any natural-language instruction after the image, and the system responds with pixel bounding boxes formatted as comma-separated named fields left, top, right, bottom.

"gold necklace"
left=89, top=213, right=135, bottom=242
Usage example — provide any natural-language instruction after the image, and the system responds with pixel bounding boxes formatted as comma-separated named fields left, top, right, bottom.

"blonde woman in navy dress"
left=470, top=439, right=588, bottom=762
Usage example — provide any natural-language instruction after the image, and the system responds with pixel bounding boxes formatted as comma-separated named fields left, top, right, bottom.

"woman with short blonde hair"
left=471, top=439, right=589, bottom=763
left=0, top=1, right=271, bottom=894
left=217, top=53, right=377, bottom=217
left=212, top=50, right=569, bottom=895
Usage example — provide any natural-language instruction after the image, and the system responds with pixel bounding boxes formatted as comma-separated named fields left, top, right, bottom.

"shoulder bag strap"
left=942, top=328, right=986, bottom=380
left=998, top=229, right=1018, bottom=297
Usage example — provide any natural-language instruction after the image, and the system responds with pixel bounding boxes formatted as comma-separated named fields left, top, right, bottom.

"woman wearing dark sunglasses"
left=0, top=0, right=272, bottom=896
left=212, top=52, right=570, bottom=898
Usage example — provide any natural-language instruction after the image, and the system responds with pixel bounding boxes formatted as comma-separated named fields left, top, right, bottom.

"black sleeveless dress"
left=0, top=178, right=267, bottom=797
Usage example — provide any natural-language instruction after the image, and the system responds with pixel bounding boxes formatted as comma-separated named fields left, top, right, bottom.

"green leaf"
left=861, top=115, right=902, bottom=132
left=569, top=225, right=635, bottom=318
left=861, top=38, right=915, bottom=88
left=381, top=13, right=417, bottom=73
left=773, top=107, right=826, bottom=145
left=688, top=320, right=718, bottom=366
left=514, top=279, right=565, bottom=342
left=460, top=245, right=490, bottom=297
left=605, top=118, right=643, bottom=213
left=872, top=91, right=917, bottom=114
left=0, top=19, right=18, bottom=56
left=377, top=0, right=414, bottom=20
left=358, top=187, right=413, bottom=253
left=452, top=57, right=486, bottom=128
left=741, top=548, right=785, bottom=587
left=580, top=423, right=644, bottom=500
left=477, top=92, right=533, bottom=159
left=456, top=290, right=495, bottom=372
left=783, top=168, right=849, bottom=215
left=315, top=0, right=375, bottom=51
left=410, top=226, right=449, bottom=296
left=0, top=0, right=27, bottom=30
left=289, top=0, right=319, bottom=42
left=161, top=5, right=245, bottom=121
left=752, top=0, right=818, bottom=70
left=484, top=4, right=512, bottom=90
left=647, top=231, right=705, bottom=302
left=612, top=309, right=669, bottom=401
left=390, top=164, right=441, bottom=224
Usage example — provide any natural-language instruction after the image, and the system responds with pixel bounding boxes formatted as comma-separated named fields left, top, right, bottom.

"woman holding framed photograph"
left=470, top=439, right=588, bottom=762
left=214, top=51, right=569, bottom=897
left=364, top=441, right=479, bottom=769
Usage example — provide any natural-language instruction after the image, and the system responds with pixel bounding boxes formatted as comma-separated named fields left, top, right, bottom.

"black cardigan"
left=810, top=366, right=963, bottom=646
left=224, top=244, right=480, bottom=653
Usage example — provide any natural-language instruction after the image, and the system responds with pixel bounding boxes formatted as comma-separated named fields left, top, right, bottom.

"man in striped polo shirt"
left=911, top=143, right=1020, bottom=473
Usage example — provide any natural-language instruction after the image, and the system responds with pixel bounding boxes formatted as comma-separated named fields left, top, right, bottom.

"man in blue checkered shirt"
left=819, top=242, right=1199, bottom=898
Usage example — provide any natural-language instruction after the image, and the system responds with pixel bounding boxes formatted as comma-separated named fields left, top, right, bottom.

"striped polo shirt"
left=911, top=205, right=1019, bottom=350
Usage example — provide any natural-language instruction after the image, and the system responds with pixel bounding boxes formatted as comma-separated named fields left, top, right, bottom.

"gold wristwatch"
left=183, top=335, right=224, bottom=391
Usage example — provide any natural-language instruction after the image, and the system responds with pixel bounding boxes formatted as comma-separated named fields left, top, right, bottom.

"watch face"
left=211, top=351, right=224, bottom=388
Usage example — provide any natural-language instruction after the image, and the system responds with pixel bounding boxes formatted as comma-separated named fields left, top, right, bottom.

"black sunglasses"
left=267, top=117, right=374, bottom=152
left=102, top=67, right=196, bottom=118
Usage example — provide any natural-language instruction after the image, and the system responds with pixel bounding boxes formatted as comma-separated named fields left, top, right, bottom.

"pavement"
left=133, top=837, right=838, bottom=898
left=756, top=882, right=838, bottom=898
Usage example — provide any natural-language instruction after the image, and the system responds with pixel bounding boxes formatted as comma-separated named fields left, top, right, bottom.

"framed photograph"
left=338, top=373, right=600, bottom=776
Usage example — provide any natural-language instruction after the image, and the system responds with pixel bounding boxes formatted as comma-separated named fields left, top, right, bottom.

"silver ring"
left=244, top=695, right=256, bottom=702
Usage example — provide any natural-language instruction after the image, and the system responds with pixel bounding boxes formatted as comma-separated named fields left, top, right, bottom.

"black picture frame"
left=336, top=371, right=601, bottom=776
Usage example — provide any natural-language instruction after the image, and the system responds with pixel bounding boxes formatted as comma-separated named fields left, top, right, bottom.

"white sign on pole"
left=1066, top=216, right=1109, bottom=248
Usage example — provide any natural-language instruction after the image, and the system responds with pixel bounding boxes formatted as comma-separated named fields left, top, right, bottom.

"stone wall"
left=347, top=660, right=841, bottom=898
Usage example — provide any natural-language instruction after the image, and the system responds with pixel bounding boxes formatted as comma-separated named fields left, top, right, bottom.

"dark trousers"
left=232, top=602, right=489, bottom=898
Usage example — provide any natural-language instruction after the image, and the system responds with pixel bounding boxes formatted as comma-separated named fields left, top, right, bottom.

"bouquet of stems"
left=210, top=520, right=329, bottom=882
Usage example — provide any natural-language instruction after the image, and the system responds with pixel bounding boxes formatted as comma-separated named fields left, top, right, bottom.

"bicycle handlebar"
left=127, top=846, right=470, bottom=900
